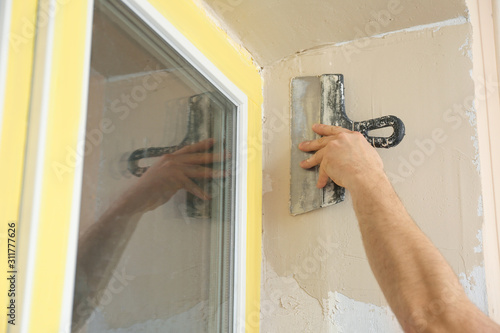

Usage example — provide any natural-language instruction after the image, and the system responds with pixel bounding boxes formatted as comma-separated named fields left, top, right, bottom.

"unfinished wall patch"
left=474, top=229, right=483, bottom=253
left=459, top=36, right=473, bottom=60
left=324, top=292, right=402, bottom=332
left=261, top=262, right=330, bottom=332
left=477, top=195, right=483, bottom=217
left=263, top=173, right=273, bottom=195
left=472, top=128, right=481, bottom=172
left=459, top=265, right=489, bottom=314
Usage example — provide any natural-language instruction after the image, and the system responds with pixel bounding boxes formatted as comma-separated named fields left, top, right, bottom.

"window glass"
left=71, top=1, right=237, bottom=332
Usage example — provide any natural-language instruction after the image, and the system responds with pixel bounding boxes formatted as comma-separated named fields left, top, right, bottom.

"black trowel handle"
left=128, top=145, right=184, bottom=177
left=354, top=115, right=405, bottom=148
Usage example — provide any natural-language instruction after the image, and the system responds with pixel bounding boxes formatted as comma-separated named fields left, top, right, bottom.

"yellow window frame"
left=0, top=0, right=39, bottom=331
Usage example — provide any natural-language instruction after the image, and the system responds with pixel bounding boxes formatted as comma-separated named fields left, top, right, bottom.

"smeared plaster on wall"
left=278, top=17, right=470, bottom=67
left=262, top=261, right=406, bottom=331
left=335, top=16, right=468, bottom=46
left=459, top=266, right=489, bottom=314
left=459, top=37, right=473, bottom=60
left=262, top=261, right=402, bottom=332
left=472, top=128, right=481, bottom=172
left=465, top=99, right=481, bottom=172
left=261, top=262, right=330, bottom=332
left=464, top=105, right=481, bottom=172
left=477, top=195, right=483, bottom=217
left=263, top=173, right=273, bottom=195
left=474, top=229, right=483, bottom=253
left=324, top=292, right=402, bottom=332
left=465, top=100, right=477, bottom=126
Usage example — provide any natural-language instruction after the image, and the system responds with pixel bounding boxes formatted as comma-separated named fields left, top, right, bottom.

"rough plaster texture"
left=199, top=0, right=467, bottom=66
left=261, top=21, right=487, bottom=331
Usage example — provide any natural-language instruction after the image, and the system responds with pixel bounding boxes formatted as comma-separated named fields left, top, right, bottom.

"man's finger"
left=317, top=167, right=329, bottom=188
left=300, top=150, right=323, bottom=169
left=174, top=138, right=215, bottom=155
left=176, top=152, right=225, bottom=165
left=184, top=165, right=226, bottom=179
left=299, top=136, right=334, bottom=152
left=311, top=124, right=351, bottom=136
left=180, top=174, right=211, bottom=200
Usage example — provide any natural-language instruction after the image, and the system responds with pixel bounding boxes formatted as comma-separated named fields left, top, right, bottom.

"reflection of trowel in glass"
left=127, top=93, right=216, bottom=218
left=290, top=74, right=405, bottom=215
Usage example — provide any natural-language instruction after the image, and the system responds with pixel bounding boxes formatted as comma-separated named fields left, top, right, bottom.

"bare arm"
left=299, top=124, right=500, bottom=333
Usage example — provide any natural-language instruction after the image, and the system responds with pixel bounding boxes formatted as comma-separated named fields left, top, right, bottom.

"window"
left=71, top=1, right=239, bottom=331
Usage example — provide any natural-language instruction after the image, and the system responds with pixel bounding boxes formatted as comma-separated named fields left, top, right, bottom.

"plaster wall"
left=260, top=20, right=487, bottom=332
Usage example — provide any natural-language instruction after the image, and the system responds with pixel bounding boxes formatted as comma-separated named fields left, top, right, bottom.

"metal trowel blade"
left=290, top=75, right=345, bottom=215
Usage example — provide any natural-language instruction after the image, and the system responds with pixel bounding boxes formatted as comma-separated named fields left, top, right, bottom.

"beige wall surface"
left=260, top=21, right=487, bottom=332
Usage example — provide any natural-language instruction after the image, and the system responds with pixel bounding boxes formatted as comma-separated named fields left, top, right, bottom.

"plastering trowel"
left=290, top=74, right=405, bottom=215
left=127, top=93, right=219, bottom=218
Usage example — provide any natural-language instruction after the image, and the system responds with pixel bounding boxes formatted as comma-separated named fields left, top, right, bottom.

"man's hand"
left=298, top=124, right=385, bottom=192
left=120, top=138, right=226, bottom=213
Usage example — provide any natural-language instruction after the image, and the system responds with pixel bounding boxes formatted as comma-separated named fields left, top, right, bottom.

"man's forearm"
left=298, top=125, right=499, bottom=332
left=350, top=173, right=495, bottom=332
left=76, top=199, right=141, bottom=291
left=72, top=196, right=142, bottom=329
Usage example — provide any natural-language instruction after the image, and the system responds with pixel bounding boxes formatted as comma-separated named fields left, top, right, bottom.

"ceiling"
left=198, top=0, right=468, bottom=66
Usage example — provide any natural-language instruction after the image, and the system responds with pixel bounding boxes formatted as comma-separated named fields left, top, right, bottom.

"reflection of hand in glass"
left=120, top=138, right=225, bottom=214
left=72, top=138, right=224, bottom=331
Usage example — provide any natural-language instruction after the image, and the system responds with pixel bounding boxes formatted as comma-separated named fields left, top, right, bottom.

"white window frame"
left=59, top=0, right=249, bottom=331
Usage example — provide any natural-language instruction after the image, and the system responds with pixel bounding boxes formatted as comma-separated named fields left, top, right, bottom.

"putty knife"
left=290, top=74, right=405, bottom=215
left=127, top=93, right=218, bottom=218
